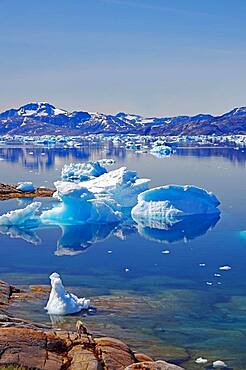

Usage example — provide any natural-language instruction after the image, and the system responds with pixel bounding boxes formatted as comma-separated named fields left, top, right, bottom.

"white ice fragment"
left=162, top=250, right=170, bottom=254
left=16, top=181, right=35, bottom=192
left=219, top=265, right=231, bottom=271
left=150, top=145, right=174, bottom=158
left=0, top=202, right=41, bottom=227
left=125, top=268, right=130, bottom=272
left=206, top=282, right=213, bottom=285
left=199, top=263, right=206, bottom=267
left=45, top=272, right=90, bottom=315
left=214, top=273, right=221, bottom=277
left=213, top=360, right=228, bottom=368
left=195, top=357, right=208, bottom=364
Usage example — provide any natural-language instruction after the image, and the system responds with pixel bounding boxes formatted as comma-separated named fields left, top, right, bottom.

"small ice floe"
left=214, top=273, right=221, bottom=277
left=219, top=265, right=231, bottom=271
left=195, top=357, right=208, bottom=364
left=162, top=250, right=170, bottom=254
left=16, top=181, right=35, bottom=192
left=125, top=268, right=130, bottom=272
left=45, top=272, right=90, bottom=315
left=107, top=250, right=112, bottom=254
left=206, top=282, right=213, bottom=286
left=213, top=360, right=228, bottom=368
left=199, top=263, right=206, bottom=267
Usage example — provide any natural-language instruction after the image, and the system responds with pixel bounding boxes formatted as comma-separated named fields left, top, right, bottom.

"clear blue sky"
left=0, top=0, right=245, bottom=116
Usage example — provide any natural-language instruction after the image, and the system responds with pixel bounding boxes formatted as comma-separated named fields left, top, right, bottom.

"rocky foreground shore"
left=0, top=280, right=183, bottom=370
left=0, top=183, right=54, bottom=200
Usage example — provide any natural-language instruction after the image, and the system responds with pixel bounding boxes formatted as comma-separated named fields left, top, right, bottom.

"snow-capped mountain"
left=0, top=102, right=246, bottom=135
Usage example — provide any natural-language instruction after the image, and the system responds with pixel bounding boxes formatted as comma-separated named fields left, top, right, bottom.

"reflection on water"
left=136, top=214, right=220, bottom=244
left=0, top=225, right=41, bottom=245
left=0, top=214, right=220, bottom=253
left=1, top=142, right=246, bottom=369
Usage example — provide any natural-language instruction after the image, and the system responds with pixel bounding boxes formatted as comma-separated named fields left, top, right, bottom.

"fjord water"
left=0, top=142, right=246, bottom=369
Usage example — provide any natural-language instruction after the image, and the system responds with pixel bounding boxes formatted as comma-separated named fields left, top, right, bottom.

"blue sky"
left=0, top=0, right=245, bottom=116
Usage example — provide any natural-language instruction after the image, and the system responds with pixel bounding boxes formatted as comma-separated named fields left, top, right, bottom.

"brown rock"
left=0, top=183, right=54, bottom=200
left=134, top=353, right=154, bottom=363
left=69, top=346, right=100, bottom=370
left=95, top=337, right=136, bottom=370
left=124, top=360, right=184, bottom=370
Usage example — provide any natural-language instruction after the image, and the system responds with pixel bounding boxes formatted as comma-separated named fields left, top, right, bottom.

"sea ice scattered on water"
left=219, top=265, right=231, bottom=271
left=45, top=272, right=90, bottom=315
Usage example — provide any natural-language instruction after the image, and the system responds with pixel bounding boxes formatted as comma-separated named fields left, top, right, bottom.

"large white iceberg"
left=61, top=161, right=107, bottom=182
left=131, top=185, right=220, bottom=226
left=41, top=167, right=150, bottom=225
left=45, top=272, right=90, bottom=315
left=0, top=202, right=41, bottom=227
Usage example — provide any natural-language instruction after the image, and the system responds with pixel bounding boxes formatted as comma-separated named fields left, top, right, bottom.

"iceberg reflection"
left=0, top=225, right=41, bottom=245
left=136, top=214, right=220, bottom=244
left=55, top=223, right=118, bottom=256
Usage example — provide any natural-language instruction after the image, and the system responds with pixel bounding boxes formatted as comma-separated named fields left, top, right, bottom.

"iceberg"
left=61, top=161, right=107, bottom=182
left=16, top=181, right=35, bottom=192
left=0, top=202, right=41, bottom=227
left=45, top=272, right=90, bottom=315
left=41, top=183, right=121, bottom=225
left=131, top=185, right=220, bottom=225
left=150, top=145, right=174, bottom=158
left=81, top=167, right=150, bottom=208
left=41, top=167, right=150, bottom=225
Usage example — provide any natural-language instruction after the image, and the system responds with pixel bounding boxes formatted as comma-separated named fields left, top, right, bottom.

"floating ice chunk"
left=61, top=161, right=107, bottom=182
left=206, top=282, right=213, bottom=286
left=131, top=185, right=220, bottom=226
left=162, top=250, right=170, bottom=254
left=42, top=167, right=150, bottom=225
left=150, top=145, right=174, bottom=158
left=41, top=184, right=120, bottom=225
left=213, top=360, right=228, bottom=368
left=45, top=272, right=90, bottom=315
left=199, top=263, right=206, bottom=267
left=0, top=202, right=41, bottom=227
left=16, top=181, right=35, bottom=192
left=82, top=167, right=150, bottom=208
left=219, top=265, right=231, bottom=271
left=195, top=357, right=208, bottom=364
left=99, top=158, right=115, bottom=165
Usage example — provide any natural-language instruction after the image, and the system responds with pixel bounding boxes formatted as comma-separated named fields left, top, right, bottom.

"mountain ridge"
left=0, top=102, right=246, bottom=136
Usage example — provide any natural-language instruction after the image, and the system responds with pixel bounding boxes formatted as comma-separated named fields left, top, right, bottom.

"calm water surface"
left=0, top=141, right=246, bottom=369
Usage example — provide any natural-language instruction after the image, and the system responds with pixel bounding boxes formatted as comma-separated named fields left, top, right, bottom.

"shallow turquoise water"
left=0, top=141, right=246, bottom=369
